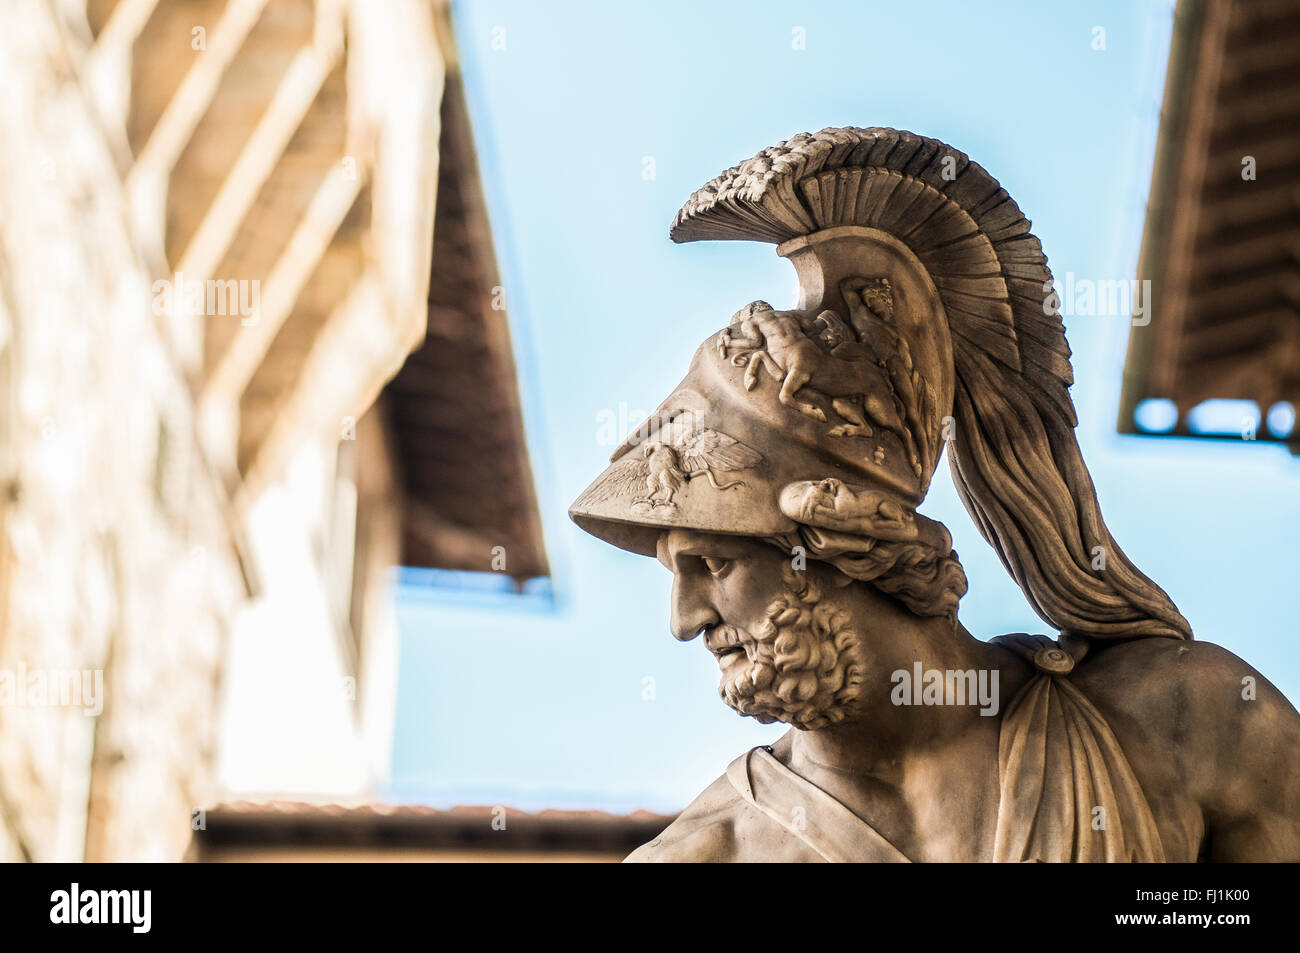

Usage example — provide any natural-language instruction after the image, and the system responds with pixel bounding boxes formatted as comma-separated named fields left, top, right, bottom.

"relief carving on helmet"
left=716, top=276, right=939, bottom=484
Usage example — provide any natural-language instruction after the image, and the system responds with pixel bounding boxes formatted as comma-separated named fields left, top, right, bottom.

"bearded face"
left=705, top=563, right=866, bottom=730
left=658, top=529, right=872, bottom=730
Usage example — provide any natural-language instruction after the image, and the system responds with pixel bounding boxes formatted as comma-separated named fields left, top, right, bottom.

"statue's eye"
left=703, top=557, right=731, bottom=577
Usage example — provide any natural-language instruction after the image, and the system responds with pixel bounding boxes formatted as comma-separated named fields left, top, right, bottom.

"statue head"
left=570, top=127, right=1193, bottom=729
left=654, top=526, right=957, bottom=730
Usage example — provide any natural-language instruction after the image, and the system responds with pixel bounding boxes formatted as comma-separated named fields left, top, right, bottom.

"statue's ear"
left=729, top=300, right=773, bottom=326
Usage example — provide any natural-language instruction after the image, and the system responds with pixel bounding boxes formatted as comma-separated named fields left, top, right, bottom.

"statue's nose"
left=670, top=576, right=719, bottom=642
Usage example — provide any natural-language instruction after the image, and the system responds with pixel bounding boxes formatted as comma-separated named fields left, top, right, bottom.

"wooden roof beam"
left=1195, top=180, right=1300, bottom=236
left=124, top=0, right=268, bottom=244
left=88, top=0, right=160, bottom=57
left=1192, top=230, right=1300, bottom=278
left=199, top=161, right=365, bottom=456
left=126, top=0, right=269, bottom=182
left=235, top=269, right=397, bottom=506
left=82, top=0, right=160, bottom=142
left=1146, top=0, right=1235, bottom=400
left=174, top=35, right=345, bottom=290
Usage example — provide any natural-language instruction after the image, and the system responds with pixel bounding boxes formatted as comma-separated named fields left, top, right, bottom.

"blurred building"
left=191, top=802, right=670, bottom=862
left=0, top=0, right=546, bottom=861
left=1120, top=0, right=1300, bottom=449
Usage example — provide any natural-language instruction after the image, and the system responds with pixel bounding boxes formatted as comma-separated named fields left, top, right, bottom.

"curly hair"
left=767, top=523, right=967, bottom=624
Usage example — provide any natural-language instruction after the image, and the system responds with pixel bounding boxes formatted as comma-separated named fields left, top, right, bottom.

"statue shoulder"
left=1072, top=636, right=1295, bottom=728
left=1071, top=637, right=1300, bottom=854
left=624, top=748, right=824, bottom=862
left=624, top=772, right=745, bottom=863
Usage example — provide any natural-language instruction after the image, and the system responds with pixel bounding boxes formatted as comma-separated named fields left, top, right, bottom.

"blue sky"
left=387, top=0, right=1299, bottom=813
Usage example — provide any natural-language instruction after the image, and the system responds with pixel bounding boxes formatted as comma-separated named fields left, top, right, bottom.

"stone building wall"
left=0, top=2, right=245, bottom=861
left=0, top=0, right=514, bottom=862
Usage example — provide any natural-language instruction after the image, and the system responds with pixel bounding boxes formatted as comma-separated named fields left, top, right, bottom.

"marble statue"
left=570, top=128, right=1300, bottom=862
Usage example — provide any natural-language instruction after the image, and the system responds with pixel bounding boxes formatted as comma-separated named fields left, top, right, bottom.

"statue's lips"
left=705, top=626, right=748, bottom=661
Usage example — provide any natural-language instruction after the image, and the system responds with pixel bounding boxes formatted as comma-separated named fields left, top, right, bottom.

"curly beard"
left=713, top=565, right=866, bottom=730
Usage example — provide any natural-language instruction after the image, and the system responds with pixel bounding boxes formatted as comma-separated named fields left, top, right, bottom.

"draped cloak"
left=704, top=634, right=1166, bottom=863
